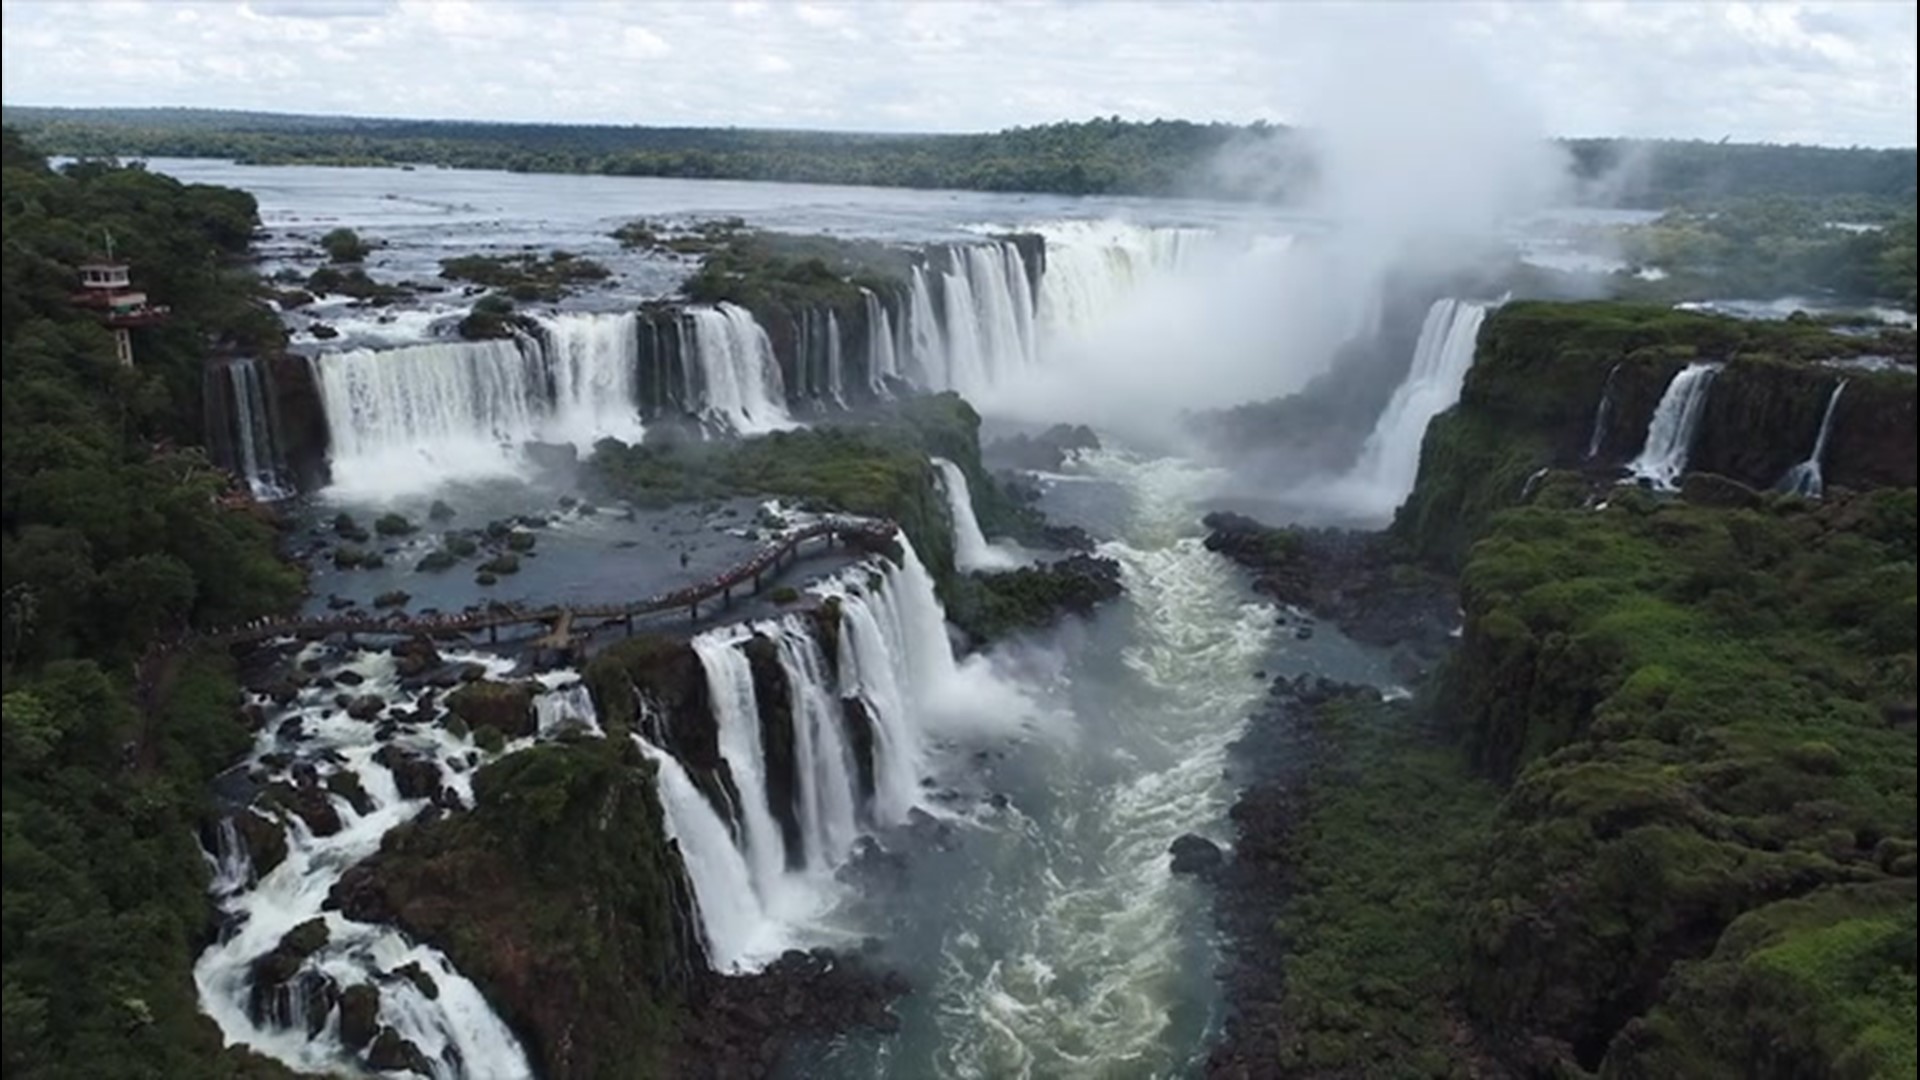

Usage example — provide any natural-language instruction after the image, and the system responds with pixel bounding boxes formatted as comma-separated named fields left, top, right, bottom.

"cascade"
left=681, top=304, right=793, bottom=433
left=194, top=648, right=532, bottom=1078
left=218, top=357, right=294, bottom=499
left=692, top=631, right=791, bottom=894
left=825, top=309, right=847, bottom=407
left=770, top=619, right=861, bottom=870
left=534, top=312, right=647, bottom=446
left=534, top=680, right=603, bottom=737
left=896, top=239, right=1048, bottom=395
left=939, top=259, right=992, bottom=397
left=1033, top=221, right=1206, bottom=340
left=633, top=734, right=766, bottom=970
left=863, top=287, right=899, bottom=395
left=1586, top=363, right=1621, bottom=460
left=1339, top=298, right=1490, bottom=513
left=931, top=457, right=1019, bottom=571
left=313, top=339, right=544, bottom=495
left=1778, top=380, right=1847, bottom=497
left=905, top=264, right=945, bottom=387
left=1628, top=363, right=1721, bottom=490
left=640, top=536, right=960, bottom=969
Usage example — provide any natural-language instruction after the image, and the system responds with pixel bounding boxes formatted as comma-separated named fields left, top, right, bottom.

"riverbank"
left=1199, top=301, right=1918, bottom=1078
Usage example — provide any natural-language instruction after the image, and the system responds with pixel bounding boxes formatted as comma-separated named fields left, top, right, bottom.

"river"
left=163, top=157, right=1551, bottom=1078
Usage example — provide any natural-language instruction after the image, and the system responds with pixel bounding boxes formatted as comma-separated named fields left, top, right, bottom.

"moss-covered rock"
left=325, top=740, right=695, bottom=1079
left=1392, top=301, right=1916, bottom=571
left=444, top=680, right=535, bottom=739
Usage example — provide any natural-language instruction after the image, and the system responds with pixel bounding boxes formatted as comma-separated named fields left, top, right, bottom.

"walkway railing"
left=207, top=518, right=897, bottom=647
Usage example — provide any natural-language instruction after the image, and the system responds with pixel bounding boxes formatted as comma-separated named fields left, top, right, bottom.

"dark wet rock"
left=948, top=554, right=1125, bottom=645
left=327, top=594, right=356, bottom=611
left=326, top=769, right=376, bottom=816
left=445, top=680, right=535, bottom=738
left=416, top=550, right=459, bottom=573
left=346, top=695, right=387, bottom=722
left=1169, top=833, right=1225, bottom=876
left=235, top=810, right=289, bottom=878
left=374, top=745, right=446, bottom=803
left=428, top=499, right=457, bottom=521
left=393, top=636, right=443, bottom=680
left=263, top=778, right=343, bottom=837
left=338, top=983, right=380, bottom=1050
left=374, top=589, right=411, bottom=609
left=393, top=960, right=440, bottom=1001
left=247, top=917, right=332, bottom=1025
left=336, top=669, right=365, bottom=687
left=835, top=836, right=909, bottom=891
left=986, top=423, right=1101, bottom=472
left=672, top=948, right=910, bottom=1079
left=365, top=1027, right=433, bottom=1076
left=1202, top=511, right=1456, bottom=664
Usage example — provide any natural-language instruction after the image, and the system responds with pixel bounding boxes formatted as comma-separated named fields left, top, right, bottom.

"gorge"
left=3, top=133, right=1915, bottom=1080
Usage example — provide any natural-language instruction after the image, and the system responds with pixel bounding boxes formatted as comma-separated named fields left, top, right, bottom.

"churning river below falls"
left=793, top=446, right=1399, bottom=1080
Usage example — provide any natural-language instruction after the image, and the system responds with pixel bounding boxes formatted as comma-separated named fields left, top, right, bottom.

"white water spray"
left=1778, top=380, right=1847, bottom=498
left=1628, top=363, right=1721, bottom=490
left=681, top=304, right=793, bottom=433
left=931, top=458, right=1020, bottom=571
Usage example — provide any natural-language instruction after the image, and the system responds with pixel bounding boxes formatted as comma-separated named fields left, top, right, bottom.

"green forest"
left=5, top=106, right=1915, bottom=207
left=1, top=129, right=301, bottom=1077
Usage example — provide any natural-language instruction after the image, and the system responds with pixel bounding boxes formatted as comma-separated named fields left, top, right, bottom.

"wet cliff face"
left=1394, top=302, right=1916, bottom=570
left=584, top=634, right=743, bottom=828
left=266, top=352, right=331, bottom=490
left=328, top=739, right=692, bottom=1080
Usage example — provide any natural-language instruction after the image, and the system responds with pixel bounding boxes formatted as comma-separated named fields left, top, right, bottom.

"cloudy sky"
left=2, top=1, right=1914, bottom=146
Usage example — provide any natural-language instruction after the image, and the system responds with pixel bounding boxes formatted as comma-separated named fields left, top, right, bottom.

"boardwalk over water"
left=209, top=518, right=897, bottom=649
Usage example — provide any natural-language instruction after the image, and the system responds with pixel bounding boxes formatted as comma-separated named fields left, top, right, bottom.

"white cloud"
left=0, top=0, right=1912, bottom=145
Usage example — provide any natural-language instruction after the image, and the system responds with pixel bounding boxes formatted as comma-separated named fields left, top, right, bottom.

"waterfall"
left=825, top=309, right=847, bottom=407
left=634, top=735, right=766, bottom=970
left=906, top=264, right=945, bottom=387
left=221, top=358, right=293, bottom=499
left=313, top=339, right=545, bottom=495
left=312, top=312, right=658, bottom=496
left=895, top=239, right=1048, bottom=395
left=194, top=647, right=532, bottom=1078
left=863, top=288, right=899, bottom=396
left=931, top=457, right=1019, bottom=571
left=1339, top=298, right=1490, bottom=514
left=692, top=631, right=792, bottom=893
left=535, top=312, right=647, bottom=447
left=770, top=619, right=860, bottom=871
left=639, top=536, right=961, bottom=969
left=1628, top=363, right=1721, bottom=490
left=534, top=680, right=603, bottom=737
left=939, top=260, right=992, bottom=397
left=1778, top=380, right=1847, bottom=498
left=681, top=303, right=793, bottom=433
left=1033, top=221, right=1205, bottom=340
left=1586, top=363, right=1621, bottom=460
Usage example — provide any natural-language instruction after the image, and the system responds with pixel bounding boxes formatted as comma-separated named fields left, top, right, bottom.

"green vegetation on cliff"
left=1451, top=490, right=1915, bottom=1072
left=1272, top=299, right=1918, bottom=1077
left=2, top=129, right=301, bottom=1076
left=585, top=393, right=1036, bottom=589
left=333, top=739, right=691, bottom=1079
left=1394, top=301, right=1915, bottom=570
left=1269, top=695, right=1501, bottom=1075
